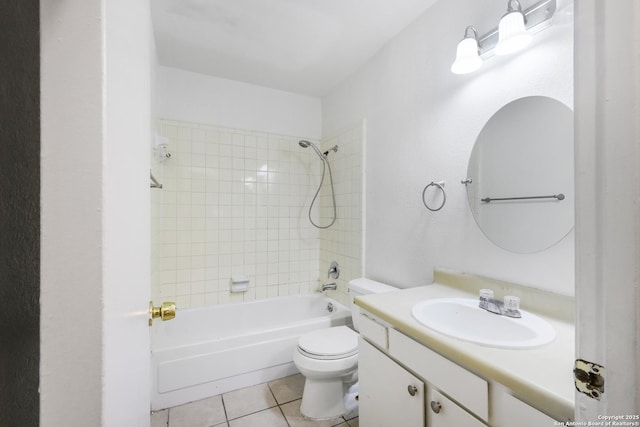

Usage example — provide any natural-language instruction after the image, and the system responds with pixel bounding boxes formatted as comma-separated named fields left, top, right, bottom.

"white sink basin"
left=411, top=298, right=556, bottom=349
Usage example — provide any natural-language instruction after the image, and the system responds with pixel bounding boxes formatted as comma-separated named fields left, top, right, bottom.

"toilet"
left=293, top=278, right=397, bottom=420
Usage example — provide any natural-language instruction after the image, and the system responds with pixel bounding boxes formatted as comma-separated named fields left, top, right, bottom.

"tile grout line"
left=278, top=405, right=292, bottom=427
left=267, top=381, right=292, bottom=427
left=220, top=393, right=229, bottom=425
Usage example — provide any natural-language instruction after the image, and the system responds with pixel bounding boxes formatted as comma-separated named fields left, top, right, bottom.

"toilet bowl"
left=293, top=278, right=397, bottom=420
left=294, top=326, right=359, bottom=419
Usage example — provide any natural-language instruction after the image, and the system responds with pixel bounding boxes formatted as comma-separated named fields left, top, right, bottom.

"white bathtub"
left=150, top=293, right=351, bottom=410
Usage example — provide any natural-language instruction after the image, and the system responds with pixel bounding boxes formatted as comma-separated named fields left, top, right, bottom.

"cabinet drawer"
left=358, top=313, right=388, bottom=350
left=388, top=328, right=489, bottom=421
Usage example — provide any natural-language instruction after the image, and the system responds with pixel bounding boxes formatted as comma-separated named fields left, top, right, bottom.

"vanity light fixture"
left=495, top=0, right=532, bottom=55
left=451, top=0, right=556, bottom=74
left=451, top=26, right=483, bottom=75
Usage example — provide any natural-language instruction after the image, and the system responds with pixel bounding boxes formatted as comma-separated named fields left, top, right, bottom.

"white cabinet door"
left=359, top=338, right=425, bottom=427
left=427, top=389, right=485, bottom=427
left=492, top=390, right=559, bottom=427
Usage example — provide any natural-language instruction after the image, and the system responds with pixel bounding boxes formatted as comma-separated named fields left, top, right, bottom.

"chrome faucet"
left=485, top=298, right=505, bottom=315
left=321, top=283, right=337, bottom=291
left=479, top=289, right=521, bottom=318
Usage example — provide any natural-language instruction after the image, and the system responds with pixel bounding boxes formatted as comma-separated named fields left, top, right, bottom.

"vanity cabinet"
left=427, top=388, right=485, bottom=427
left=358, top=312, right=560, bottom=427
left=359, top=337, right=424, bottom=427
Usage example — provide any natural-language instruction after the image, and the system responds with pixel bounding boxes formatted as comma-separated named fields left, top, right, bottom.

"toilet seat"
left=297, top=326, right=358, bottom=360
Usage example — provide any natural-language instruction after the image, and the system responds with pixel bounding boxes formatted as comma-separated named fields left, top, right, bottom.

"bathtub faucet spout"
left=321, top=283, right=337, bottom=291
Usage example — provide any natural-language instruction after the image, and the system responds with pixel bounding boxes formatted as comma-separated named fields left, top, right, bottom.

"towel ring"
left=422, top=181, right=446, bottom=212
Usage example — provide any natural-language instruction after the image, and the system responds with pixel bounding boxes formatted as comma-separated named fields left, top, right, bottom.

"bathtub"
left=150, top=293, right=351, bottom=410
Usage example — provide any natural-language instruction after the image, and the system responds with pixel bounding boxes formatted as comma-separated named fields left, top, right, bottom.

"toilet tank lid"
left=348, top=278, right=397, bottom=294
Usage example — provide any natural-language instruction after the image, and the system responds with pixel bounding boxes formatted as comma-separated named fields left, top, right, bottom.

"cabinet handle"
left=430, top=400, right=442, bottom=414
left=407, top=385, right=418, bottom=396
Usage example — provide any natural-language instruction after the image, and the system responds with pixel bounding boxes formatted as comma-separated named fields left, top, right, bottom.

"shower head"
left=298, top=140, right=325, bottom=159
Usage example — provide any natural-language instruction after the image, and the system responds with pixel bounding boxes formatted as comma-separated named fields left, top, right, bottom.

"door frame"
left=574, top=0, right=640, bottom=419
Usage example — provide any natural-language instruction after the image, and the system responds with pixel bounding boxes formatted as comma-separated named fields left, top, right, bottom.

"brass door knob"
left=149, top=301, right=176, bottom=325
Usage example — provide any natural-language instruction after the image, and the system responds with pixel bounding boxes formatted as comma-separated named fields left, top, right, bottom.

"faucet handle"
left=479, top=289, right=494, bottom=309
left=328, top=261, right=340, bottom=279
left=504, top=295, right=520, bottom=310
left=503, top=295, right=522, bottom=318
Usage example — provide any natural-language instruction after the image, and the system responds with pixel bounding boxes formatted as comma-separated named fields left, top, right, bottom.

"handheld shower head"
left=298, top=140, right=325, bottom=159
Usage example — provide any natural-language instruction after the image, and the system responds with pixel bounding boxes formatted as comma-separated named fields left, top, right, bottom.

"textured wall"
left=158, top=66, right=322, bottom=139
left=0, top=2, right=40, bottom=426
left=40, top=0, right=105, bottom=424
left=323, top=0, right=575, bottom=295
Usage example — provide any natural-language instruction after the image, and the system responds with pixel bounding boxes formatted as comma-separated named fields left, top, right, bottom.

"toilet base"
left=299, top=377, right=348, bottom=420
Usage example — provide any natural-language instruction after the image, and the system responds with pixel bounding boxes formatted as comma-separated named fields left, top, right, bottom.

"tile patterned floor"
left=151, top=374, right=359, bottom=427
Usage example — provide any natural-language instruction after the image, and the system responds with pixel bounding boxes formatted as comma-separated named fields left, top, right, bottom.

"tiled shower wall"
left=318, top=125, right=364, bottom=306
left=150, top=120, right=363, bottom=308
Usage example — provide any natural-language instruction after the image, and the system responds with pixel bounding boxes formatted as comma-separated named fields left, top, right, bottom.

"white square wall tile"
left=152, top=120, right=360, bottom=307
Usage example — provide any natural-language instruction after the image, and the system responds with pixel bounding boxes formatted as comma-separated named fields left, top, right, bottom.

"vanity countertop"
left=355, top=280, right=575, bottom=422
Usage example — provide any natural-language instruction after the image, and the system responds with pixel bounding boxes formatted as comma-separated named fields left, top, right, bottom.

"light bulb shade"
left=495, top=11, right=532, bottom=55
left=450, top=37, right=483, bottom=75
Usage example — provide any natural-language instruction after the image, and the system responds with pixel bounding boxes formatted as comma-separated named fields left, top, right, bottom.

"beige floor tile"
left=168, top=395, right=226, bottom=427
left=268, top=373, right=306, bottom=404
left=223, top=383, right=277, bottom=420
left=347, top=418, right=359, bottom=427
left=344, top=409, right=358, bottom=421
left=228, top=407, right=289, bottom=427
left=280, top=399, right=345, bottom=427
left=151, top=409, right=168, bottom=427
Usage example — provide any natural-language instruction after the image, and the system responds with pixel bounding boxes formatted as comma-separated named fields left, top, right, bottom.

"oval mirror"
left=465, top=96, right=574, bottom=253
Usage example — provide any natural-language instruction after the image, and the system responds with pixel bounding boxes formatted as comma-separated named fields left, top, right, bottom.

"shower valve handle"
left=328, top=261, right=340, bottom=279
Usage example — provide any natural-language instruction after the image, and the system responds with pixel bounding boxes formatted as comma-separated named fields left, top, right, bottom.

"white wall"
left=41, top=0, right=104, bottom=423
left=158, top=66, right=322, bottom=139
left=322, top=0, right=574, bottom=295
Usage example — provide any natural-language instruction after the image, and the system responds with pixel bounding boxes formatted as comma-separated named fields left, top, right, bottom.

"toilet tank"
left=348, top=278, right=398, bottom=331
